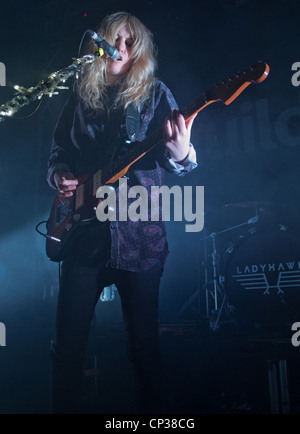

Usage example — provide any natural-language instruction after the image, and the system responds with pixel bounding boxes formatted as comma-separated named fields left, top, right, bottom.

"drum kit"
left=184, top=201, right=300, bottom=336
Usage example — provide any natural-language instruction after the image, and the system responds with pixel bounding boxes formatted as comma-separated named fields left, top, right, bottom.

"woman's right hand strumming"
left=54, top=170, right=78, bottom=202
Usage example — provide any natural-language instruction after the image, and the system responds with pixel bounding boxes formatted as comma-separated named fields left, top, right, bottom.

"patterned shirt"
left=47, top=80, right=197, bottom=272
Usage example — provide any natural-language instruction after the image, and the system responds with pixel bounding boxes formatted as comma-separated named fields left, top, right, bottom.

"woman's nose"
left=116, top=38, right=125, bottom=53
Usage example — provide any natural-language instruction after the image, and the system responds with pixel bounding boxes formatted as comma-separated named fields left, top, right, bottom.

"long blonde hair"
left=76, top=12, right=157, bottom=112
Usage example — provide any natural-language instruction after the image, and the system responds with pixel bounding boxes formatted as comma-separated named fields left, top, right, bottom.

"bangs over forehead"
left=99, top=12, right=152, bottom=59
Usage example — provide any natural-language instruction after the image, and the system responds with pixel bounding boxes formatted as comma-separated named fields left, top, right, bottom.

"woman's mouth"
left=114, top=55, right=123, bottom=62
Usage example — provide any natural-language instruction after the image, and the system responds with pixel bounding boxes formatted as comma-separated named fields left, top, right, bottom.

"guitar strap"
left=126, top=103, right=141, bottom=141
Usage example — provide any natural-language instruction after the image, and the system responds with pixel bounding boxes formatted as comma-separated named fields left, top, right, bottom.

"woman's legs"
left=50, top=261, right=103, bottom=414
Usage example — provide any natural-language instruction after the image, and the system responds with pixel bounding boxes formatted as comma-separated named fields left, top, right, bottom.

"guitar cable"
left=35, top=220, right=61, bottom=243
left=35, top=220, right=62, bottom=287
left=35, top=220, right=48, bottom=238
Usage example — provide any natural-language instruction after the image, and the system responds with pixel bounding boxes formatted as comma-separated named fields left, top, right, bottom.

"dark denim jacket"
left=47, top=80, right=197, bottom=272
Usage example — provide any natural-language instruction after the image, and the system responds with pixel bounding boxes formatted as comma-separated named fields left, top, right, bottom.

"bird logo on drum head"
left=224, top=227, right=300, bottom=335
left=232, top=266, right=300, bottom=296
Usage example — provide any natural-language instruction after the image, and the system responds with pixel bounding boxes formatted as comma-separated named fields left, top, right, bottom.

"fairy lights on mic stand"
left=0, top=26, right=114, bottom=123
left=0, top=53, right=99, bottom=122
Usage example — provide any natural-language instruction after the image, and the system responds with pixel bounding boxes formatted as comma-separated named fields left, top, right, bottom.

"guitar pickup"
left=93, top=169, right=102, bottom=196
left=75, top=184, right=85, bottom=209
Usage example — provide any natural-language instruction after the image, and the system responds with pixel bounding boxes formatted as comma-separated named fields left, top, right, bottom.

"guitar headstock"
left=206, top=61, right=270, bottom=106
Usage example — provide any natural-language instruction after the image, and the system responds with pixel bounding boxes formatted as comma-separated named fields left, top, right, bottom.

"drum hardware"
left=176, top=214, right=259, bottom=330
left=203, top=231, right=232, bottom=331
left=178, top=199, right=300, bottom=335
left=176, top=228, right=228, bottom=328
left=200, top=215, right=259, bottom=331
left=268, top=358, right=290, bottom=414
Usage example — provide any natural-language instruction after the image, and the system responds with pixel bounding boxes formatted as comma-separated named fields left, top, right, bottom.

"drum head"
left=224, top=228, right=300, bottom=336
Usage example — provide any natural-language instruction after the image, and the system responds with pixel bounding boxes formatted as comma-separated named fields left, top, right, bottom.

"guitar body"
left=46, top=61, right=270, bottom=262
left=46, top=173, right=100, bottom=262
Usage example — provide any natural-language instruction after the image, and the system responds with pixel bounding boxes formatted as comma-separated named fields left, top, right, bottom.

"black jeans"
left=50, top=261, right=163, bottom=414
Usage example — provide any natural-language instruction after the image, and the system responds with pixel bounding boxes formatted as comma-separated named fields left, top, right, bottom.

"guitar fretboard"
left=94, top=61, right=269, bottom=188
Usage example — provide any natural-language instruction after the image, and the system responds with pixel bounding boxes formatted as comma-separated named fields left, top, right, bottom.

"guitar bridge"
left=55, top=199, right=72, bottom=227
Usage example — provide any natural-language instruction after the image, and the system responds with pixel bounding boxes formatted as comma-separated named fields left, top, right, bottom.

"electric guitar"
left=46, top=61, right=270, bottom=262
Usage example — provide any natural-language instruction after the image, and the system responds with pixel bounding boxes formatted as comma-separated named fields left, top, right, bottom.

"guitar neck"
left=99, top=61, right=270, bottom=186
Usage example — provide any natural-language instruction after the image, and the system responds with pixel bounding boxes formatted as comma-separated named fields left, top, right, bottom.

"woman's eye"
left=114, top=36, right=133, bottom=47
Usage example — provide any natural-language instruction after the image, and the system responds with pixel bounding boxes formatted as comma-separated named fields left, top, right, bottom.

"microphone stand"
left=0, top=53, right=98, bottom=123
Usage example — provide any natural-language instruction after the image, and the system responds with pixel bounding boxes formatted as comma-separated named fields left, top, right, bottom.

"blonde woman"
left=48, top=11, right=197, bottom=414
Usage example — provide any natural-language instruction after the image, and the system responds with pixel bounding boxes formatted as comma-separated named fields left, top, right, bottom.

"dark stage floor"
left=0, top=302, right=299, bottom=415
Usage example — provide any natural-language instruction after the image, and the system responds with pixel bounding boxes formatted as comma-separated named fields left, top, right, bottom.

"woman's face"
left=106, top=24, right=134, bottom=86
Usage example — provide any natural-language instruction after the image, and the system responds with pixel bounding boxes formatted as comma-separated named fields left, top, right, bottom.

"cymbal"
left=205, top=201, right=300, bottom=233
left=223, top=201, right=284, bottom=210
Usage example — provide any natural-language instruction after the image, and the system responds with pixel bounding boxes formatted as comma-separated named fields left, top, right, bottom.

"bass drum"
left=223, top=227, right=300, bottom=335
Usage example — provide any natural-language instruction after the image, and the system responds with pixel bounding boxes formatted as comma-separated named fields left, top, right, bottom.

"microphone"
left=86, top=29, right=120, bottom=60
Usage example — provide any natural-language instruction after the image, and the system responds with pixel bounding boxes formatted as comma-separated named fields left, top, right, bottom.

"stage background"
left=0, top=0, right=300, bottom=414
